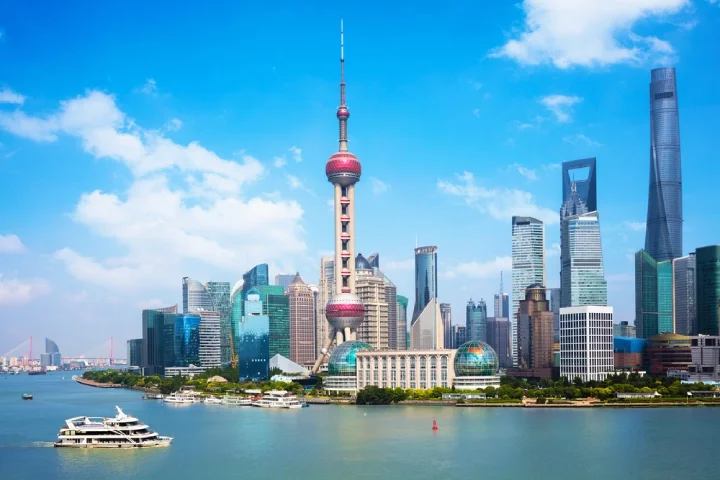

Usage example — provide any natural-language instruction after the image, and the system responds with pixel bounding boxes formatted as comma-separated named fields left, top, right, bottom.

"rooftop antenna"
left=500, top=272, right=504, bottom=294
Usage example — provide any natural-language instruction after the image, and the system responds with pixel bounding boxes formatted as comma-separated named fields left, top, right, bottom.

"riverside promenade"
left=73, top=376, right=122, bottom=388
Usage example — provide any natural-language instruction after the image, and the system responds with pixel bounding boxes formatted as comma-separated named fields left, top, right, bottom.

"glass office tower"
left=695, top=246, right=720, bottom=335
left=174, top=314, right=201, bottom=366
left=238, top=289, right=270, bottom=380
left=256, top=284, right=290, bottom=358
left=560, top=211, right=607, bottom=307
left=645, top=67, right=683, bottom=262
left=635, top=250, right=673, bottom=338
left=466, top=299, right=488, bottom=343
left=412, top=246, right=438, bottom=320
left=206, top=281, right=231, bottom=365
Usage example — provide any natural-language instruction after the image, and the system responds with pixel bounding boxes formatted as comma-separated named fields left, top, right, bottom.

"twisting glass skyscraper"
left=645, top=67, right=682, bottom=262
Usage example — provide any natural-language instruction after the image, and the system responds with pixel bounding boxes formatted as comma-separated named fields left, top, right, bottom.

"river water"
left=1, top=372, right=719, bottom=479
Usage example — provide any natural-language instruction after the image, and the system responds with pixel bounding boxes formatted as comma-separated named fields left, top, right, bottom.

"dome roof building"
left=452, top=341, right=501, bottom=390
left=325, top=340, right=374, bottom=392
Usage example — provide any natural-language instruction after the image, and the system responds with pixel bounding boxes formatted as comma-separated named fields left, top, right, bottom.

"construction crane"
left=229, top=334, right=238, bottom=369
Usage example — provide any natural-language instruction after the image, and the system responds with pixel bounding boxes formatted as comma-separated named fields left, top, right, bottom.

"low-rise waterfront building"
left=614, top=336, right=647, bottom=372
left=687, top=335, right=720, bottom=382
left=164, top=365, right=206, bottom=378
left=616, top=391, right=660, bottom=399
left=646, top=333, right=691, bottom=376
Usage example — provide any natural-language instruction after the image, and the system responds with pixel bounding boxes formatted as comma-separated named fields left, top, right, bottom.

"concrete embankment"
left=74, top=377, right=122, bottom=388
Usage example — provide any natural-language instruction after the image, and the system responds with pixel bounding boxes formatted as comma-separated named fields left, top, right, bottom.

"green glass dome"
left=327, top=340, right=373, bottom=376
left=454, top=341, right=499, bottom=376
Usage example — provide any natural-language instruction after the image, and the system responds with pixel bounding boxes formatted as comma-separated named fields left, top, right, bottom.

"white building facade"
left=356, top=350, right=454, bottom=390
left=198, top=310, right=222, bottom=368
left=560, top=306, right=614, bottom=382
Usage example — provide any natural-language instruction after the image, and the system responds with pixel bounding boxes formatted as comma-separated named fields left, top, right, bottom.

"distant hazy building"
left=466, top=299, right=487, bottom=343
left=613, top=321, right=636, bottom=338
left=440, top=303, right=452, bottom=348
left=396, top=295, right=408, bottom=351
left=453, top=325, right=467, bottom=350
left=174, top=314, right=201, bottom=366
left=274, top=274, right=295, bottom=292
left=127, top=339, right=142, bottom=368
left=486, top=317, right=512, bottom=369
left=206, top=281, right=231, bottom=365
left=635, top=249, right=673, bottom=338
left=411, top=246, right=443, bottom=350
left=560, top=306, right=614, bottom=382
left=43, top=338, right=62, bottom=367
left=515, top=285, right=554, bottom=377
left=316, top=257, right=335, bottom=358
left=182, top=277, right=212, bottom=313
left=645, top=67, right=683, bottom=263
left=141, top=304, right=178, bottom=376
left=549, top=288, right=561, bottom=342
left=512, top=216, right=546, bottom=366
left=672, top=253, right=696, bottom=335
left=256, top=285, right=290, bottom=359
left=287, top=273, right=315, bottom=365
left=243, top=264, right=269, bottom=290
left=696, top=245, right=720, bottom=336
left=238, top=288, right=270, bottom=380
left=197, top=310, right=222, bottom=368
left=355, top=254, right=389, bottom=350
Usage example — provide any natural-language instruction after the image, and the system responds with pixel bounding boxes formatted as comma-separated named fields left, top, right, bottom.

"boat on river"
left=163, top=392, right=199, bottom=404
left=252, top=390, right=302, bottom=409
left=220, top=395, right=252, bottom=406
left=143, top=393, right=164, bottom=400
left=22, top=393, right=33, bottom=400
left=54, top=406, right=172, bottom=448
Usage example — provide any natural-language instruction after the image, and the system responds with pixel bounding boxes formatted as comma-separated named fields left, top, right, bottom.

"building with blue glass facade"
left=635, top=250, right=673, bottom=338
left=238, top=288, right=270, bottom=380
left=412, top=246, right=438, bottom=319
left=645, top=67, right=683, bottom=263
left=174, top=314, right=201, bottom=366
left=466, top=299, right=487, bottom=342
left=243, top=263, right=269, bottom=291
left=206, top=281, right=231, bottom=365
left=256, top=285, right=290, bottom=359
left=696, top=245, right=720, bottom=335
left=560, top=211, right=607, bottom=307
left=126, top=339, right=142, bottom=367
left=141, top=304, right=178, bottom=376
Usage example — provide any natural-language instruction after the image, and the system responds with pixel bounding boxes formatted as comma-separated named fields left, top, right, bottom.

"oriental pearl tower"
left=312, top=21, right=366, bottom=374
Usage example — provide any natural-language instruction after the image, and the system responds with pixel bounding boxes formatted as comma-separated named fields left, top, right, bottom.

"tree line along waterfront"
left=81, top=369, right=719, bottom=405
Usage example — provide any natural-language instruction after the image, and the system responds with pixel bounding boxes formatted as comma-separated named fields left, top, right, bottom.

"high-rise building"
left=174, top=314, right=201, bottom=366
left=645, top=67, right=683, bottom=263
left=560, top=210, right=607, bottom=307
left=486, top=317, right=512, bottom=369
left=378, top=268, right=398, bottom=350
left=562, top=158, right=597, bottom=212
left=635, top=249, right=673, bottom=338
left=288, top=273, right=316, bottom=366
left=206, top=281, right=231, bottom=365
left=367, top=253, right=380, bottom=268
left=696, top=245, right=720, bottom=335
left=396, top=295, right=408, bottom=351
left=512, top=216, right=545, bottom=366
left=549, top=288, right=561, bottom=342
left=127, top=339, right=142, bottom=367
left=182, top=277, right=212, bottom=313
left=466, top=299, right=487, bottom=343
left=238, top=288, right=270, bottom=380
left=141, top=304, right=178, bottom=375
left=613, top=321, right=636, bottom=338
left=411, top=246, right=442, bottom=349
left=515, top=285, right=554, bottom=375
left=355, top=254, right=389, bottom=350
left=560, top=306, right=614, bottom=381
left=311, top=29, right=368, bottom=375
left=197, top=310, right=221, bottom=368
left=494, top=273, right=509, bottom=318
left=673, top=253, right=696, bottom=335
left=256, top=285, right=290, bottom=358
left=440, top=303, right=452, bottom=348
left=453, top=325, right=467, bottom=349
left=316, top=257, right=335, bottom=359
left=244, top=264, right=269, bottom=291
left=44, top=338, right=62, bottom=367
left=274, top=274, right=295, bottom=292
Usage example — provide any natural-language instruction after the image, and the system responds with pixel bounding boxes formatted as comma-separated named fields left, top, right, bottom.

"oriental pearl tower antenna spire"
left=312, top=20, right=365, bottom=374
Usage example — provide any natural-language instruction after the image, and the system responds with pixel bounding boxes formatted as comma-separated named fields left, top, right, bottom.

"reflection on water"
left=1, top=373, right=720, bottom=480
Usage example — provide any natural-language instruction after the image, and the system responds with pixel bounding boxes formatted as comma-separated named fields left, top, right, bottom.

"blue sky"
left=1, top=0, right=720, bottom=356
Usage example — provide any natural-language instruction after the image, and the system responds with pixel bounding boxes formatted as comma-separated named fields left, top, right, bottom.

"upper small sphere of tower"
left=326, top=151, right=362, bottom=186
left=337, top=107, right=350, bottom=120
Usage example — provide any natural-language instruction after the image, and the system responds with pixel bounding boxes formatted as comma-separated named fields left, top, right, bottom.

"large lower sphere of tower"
left=325, top=293, right=364, bottom=330
left=326, top=151, right=361, bottom=186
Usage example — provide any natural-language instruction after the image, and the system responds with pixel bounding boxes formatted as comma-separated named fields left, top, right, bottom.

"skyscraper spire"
left=500, top=271, right=504, bottom=294
left=337, top=19, right=349, bottom=152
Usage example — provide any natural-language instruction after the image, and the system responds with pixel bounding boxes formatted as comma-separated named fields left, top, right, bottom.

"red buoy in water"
left=432, top=418, right=438, bottom=430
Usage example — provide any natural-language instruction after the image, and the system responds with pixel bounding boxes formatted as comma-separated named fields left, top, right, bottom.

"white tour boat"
left=220, top=395, right=252, bottom=406
left=203, top=396, right=222, bottom=405
left=252, top=390, right=302, bottom=409
left=54, top=406, right=172, bottom=448
left=163, top=392, right=199, bottom=404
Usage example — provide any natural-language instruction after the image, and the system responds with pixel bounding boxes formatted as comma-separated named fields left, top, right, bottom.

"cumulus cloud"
left=1, top=90, right=306, bottom=289
left=0, top=234, right=27, bottom=253
left=444, top=256, right=512, bottom=279
left=563, top=133, right=603, bottom=147
left=273, top=156, right=287, bottom=168
left=289, top=146, right=302, bottom=163
left=137, top=78, right=158, bottom=96
left=383, top=258, right=414, bottom=271
left=369, top=177, right=389, bottom=195
left=623, top=221, right=646, bottom=231
left=437, top=171, right=558, bottom=225
left=546, top=242, right=561, bottom=257
left=490, top=0, right=688, bottom=68
left=166, top=118, right=182, bottom=132
left=512, top=163, right=538, bottom=181
left=540, top=95, right=582, bottom=123
left=0, top=87, right=26, bottom=105
left=0, top=275, right=51, bottom=306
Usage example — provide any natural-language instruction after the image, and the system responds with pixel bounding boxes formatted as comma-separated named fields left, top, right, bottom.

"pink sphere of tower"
left=326, top=292, right=365, bottom=331
left=326, top=151, right=362, bottom=186
left=336, top=107, right=350, bottom=120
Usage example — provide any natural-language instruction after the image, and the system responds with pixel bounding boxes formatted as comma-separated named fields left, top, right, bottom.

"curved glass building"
left=325, top=340, right=373, bottom=392
left=454, top=341, right=499, bottom=377
left=645, top=67, right=682, bottom=262
left=174, top=314, right=201, bottom=366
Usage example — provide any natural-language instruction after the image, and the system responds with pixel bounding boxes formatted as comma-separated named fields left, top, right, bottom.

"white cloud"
left=447, top=256, right=512, bottom=279
left=472, top=108, right=480, bottom=118
left=515, top=120, right=534, bottom=130
left=289, top=146, right=302, bottom=163
left=0, top=234, right=27, bottom=253
left=490, top=0, right=688, bottom=69
left=138, top=78, right=158, bottom=96
left=540, top=95, right=582, bottom=123
left=369, top=177, right=389, bottom=195
left=135, top=298, right=166, bottom=310
left=0, top=110, right=58, bottom=141
left=563, top=133, right=603, bottom=147
left=286, top=174, right=303, bottom=189
left=326, top=199, right=334, bottom=211
left=470, top=81, right=483, bottom=90
left=0, top=275, right=51, bottom=305
left=546, top=242, right=561, bottom=257
left=484, top=92, right=492, bottom=100
left=437, top=171, right=558, bottom=225
left=623, top=221, right=646, bottom=232
left=384, top=258, right=414, bottom=271
left=512, top=163, right=538, bottom=181
left=0, top=87, right=26, bottom=105
left=1, top=90, right=307, bottom=290
left=273, top=156, right=287, bottom=168
left=166, top=118, right=182, bottom=132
